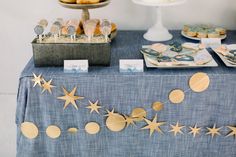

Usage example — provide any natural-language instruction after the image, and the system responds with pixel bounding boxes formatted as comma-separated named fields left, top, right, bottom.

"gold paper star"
left=141, top=114, right=165, bottom=136
left=105, top=108, right=115, bottom=117
left=57, top=87, right=84, bottom=110
left=42, top=79, right=55, bottom=94
left=32, top=73, right=42, bottom=87
left=189, top=124, right=201, bottom=137
left=226, top=126, right=236, bottom=138
left=169, top=122, right=185, bottom=136
left=86, top=100, right=102, bottom=114
left=206, top=124, right=222, bottom=138
left=124, top=115, right=136, bottom=128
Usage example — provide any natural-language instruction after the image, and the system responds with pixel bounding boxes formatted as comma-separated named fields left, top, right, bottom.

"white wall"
left=0, top=0, right=235, bottom=156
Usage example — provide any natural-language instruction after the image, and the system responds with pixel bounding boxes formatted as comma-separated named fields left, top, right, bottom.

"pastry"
left=151, top=43, right=167, bottom=53
left=215, top=27, right=226, bottom=35
left=61, top=0, right=76, bottom=3
left=76, top=0, right=100, bottom=4
left=207, top=31, right=220, bottom=38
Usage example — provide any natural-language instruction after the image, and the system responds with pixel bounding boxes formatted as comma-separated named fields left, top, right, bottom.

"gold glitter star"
left=189, top=124, right=201, bottom=137
left=169, top=122, right=185, bottom=136
left=124, top=115, right=136, bottom=128
left=226, top=126, right=236, bottom=138
left=206, top=124, right=222, bottom=138
left=32, top=73, right=42, bottom=87
left=104, top=108, right=116, bottom=117
left=42, top=79, right=55, bottom=94
left=57, top=87, right=84, bottom=110
left=86, top=100, right=102, bottom=114
left=141, top=114, right=165, bottom=136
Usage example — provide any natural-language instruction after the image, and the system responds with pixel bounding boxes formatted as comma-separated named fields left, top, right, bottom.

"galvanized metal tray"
left=32, top=39, right=111, bottom=67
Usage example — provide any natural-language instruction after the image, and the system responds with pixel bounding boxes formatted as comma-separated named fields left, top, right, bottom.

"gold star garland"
left=189, top=124, right=201, bottom=137
left=141, top=114, right=165, bottom=136
left=169, top=122, right=185, bottom=136
left=86, top=100, right=102, bottom=114
left=206, top=124, right=222, bottom=138
left=57, top=87, right=84, bottom=110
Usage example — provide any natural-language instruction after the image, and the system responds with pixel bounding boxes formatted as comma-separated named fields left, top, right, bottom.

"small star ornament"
left=32, top=73, right=42, bottom=87
left=86, top=100, right=102, bottom=114
left=226, top=126, right=236, bottom=138
left=42, top=79, right=55, bottom=94
left=57, top=87, right=84, bottom=110
left=124, top=115, right=136, bottom=128
left=169, top=122, right=185, bottom=136
left=189, top=124, right=201, bottom=137
left=141, top=114, right=165, bottom=136
left=206, top=124, right=222, bottom=138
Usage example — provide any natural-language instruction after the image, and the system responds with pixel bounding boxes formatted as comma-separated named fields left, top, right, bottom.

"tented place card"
left=201, top=38, right=221, bottom=48
left=119, top=59, right=144, bottom=73
left=64, top=60, right=88, bottom=73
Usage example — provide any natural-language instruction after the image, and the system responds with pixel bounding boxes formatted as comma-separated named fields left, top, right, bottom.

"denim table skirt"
left=16, top=31, right=236, bottom=157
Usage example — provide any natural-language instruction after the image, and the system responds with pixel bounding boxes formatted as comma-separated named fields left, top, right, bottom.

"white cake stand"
left=132, top=0, right=186, bottom=41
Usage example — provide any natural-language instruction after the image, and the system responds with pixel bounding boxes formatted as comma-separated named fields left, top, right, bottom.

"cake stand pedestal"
left=58, top=0, right=110, bottom=22
left=132, top=0, right=186, bottom=41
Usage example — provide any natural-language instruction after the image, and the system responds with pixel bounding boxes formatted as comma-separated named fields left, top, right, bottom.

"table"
left=16, top=31, right=236, bottom=157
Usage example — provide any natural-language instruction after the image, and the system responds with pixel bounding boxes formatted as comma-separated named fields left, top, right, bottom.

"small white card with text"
left=201, top=38, right=221, bottom=48
left=119, top=59, right=144, bottom=73
left=64, top=60, right=88, bottom=73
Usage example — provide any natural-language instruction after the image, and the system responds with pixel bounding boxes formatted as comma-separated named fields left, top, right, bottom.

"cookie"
left=183, top=25, right=190, bottom=32
left=215, top=27, right=226, bottom=35
left=208, top=31, right=220, bottom=38
left=186, top=29, right=197, bottom=37
left=197, top=31, right=207, bottom=38
left=151, top=43, right=167, bottom=53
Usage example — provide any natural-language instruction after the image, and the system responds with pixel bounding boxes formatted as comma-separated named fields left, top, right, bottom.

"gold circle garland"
left=131, top=108, right=147, bottom=121
left=152, top=101, right=164, bottom=111
left=85, top=122, right=100, bottom=134
left=21, top=122, right=39, bottom=139
left=67, top=128, right=78, bottom=134
left=169, top=89, right=185, bottom=104
left=46, top=125, right=61, bottom=139
left=106, top=114, right=126, bottom=132
left=189, top=72, right=210, bottom=92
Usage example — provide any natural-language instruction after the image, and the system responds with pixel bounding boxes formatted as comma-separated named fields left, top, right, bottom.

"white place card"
left=201, top=38, right=221, bottom=48
left=119, top=59, right=144, bottom=73
left=64, top=60, right=88, bottom=73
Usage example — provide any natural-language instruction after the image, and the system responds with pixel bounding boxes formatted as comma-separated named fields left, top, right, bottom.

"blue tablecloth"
left=16, top=31, right=236, bottom=157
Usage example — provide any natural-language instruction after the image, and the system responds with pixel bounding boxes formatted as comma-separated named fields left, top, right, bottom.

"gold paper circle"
left=46, top=125, right=61, bottom=139
left=67, top=128, right=78, bottom=134
left=169, top=89, right=185, bottom=104
left=106, top=114, right=126, bottom=132
left=189, top=72, right=210, bottom=92
left=85, top=122, right=100, bottom=134
left=152, top=102, right=164, bottom=111
left=131, top=108, right=147, bottom=121
left=21, top=122, right=39, bottom=139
